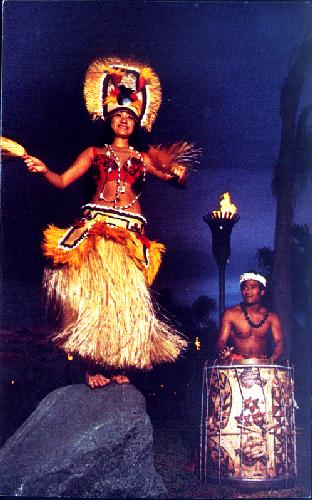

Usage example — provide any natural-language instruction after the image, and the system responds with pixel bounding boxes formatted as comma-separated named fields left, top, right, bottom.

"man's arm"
left=216, top=309, right=232, bottom=354
left=270, top=313, right=284, bottom=361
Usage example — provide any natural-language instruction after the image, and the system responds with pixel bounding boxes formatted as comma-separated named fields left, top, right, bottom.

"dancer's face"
left=111, top=110, right=135, bottom=138
left=241, top=280, right=265, bottom=305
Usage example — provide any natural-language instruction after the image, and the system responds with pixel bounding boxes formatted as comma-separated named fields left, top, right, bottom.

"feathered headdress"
left=83, top=56, right=162, bottom=132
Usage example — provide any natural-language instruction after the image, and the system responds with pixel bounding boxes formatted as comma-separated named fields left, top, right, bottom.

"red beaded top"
left=91, top=147, right=145, bottom=185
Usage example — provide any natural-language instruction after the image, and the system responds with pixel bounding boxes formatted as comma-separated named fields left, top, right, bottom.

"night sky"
left=2, top=0, right=311, bottom=328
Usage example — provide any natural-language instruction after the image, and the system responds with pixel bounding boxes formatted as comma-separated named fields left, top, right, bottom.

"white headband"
left=239, top=273, right=266, bottom=287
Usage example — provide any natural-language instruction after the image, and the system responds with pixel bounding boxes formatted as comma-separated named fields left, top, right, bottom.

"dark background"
left=2, top=0, right=311, bottom=325
left=1, top=2, right=311, bottom=482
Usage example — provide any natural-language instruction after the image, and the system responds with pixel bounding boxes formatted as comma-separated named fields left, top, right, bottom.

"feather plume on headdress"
left=147, top=142, right=201, bottom=175
left=102, top=95, right=119, bottom=107
left=1, top=137, right=27, bottom=158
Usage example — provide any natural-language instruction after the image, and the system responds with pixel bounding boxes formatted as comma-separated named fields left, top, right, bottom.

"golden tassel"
left=1, top=137, right=27, bottom=158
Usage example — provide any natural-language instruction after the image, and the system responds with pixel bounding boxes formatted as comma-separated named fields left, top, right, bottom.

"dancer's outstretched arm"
left=24, top=147, right=94, bottom=189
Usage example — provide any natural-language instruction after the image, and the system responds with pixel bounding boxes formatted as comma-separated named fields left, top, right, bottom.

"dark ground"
left=149, top=406, right=311, bottom=499
left=1, top=330, right=310, bottom=499
left=138, top=350, right=311, bottom=500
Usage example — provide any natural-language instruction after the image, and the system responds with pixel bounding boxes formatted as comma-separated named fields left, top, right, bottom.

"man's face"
left=241, top=279, right=265, bottom=305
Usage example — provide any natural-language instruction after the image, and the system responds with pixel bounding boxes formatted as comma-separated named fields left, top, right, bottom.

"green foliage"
left=157, top=290, right=218, bottom=357
left=191, top=295, right=216, bottom=328
left=258, top=224, right=312, bottom=325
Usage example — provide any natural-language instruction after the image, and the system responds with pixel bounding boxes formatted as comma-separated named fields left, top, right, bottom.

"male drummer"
left=217, top=272, right=283, bottom=361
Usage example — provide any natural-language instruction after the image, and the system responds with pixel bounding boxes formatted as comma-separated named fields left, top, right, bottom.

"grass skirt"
left=42, top=206, right=187, bottom=369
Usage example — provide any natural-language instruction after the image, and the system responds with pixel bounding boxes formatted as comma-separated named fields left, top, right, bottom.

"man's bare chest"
left=230, top=315, right=271, bottom=339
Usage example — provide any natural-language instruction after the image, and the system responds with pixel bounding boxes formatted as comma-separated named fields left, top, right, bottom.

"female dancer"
left=22, top=57, right=197, bottom=388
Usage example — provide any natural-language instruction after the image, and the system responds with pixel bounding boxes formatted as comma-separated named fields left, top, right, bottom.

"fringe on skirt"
left=42, top=206, right=187, bottom=369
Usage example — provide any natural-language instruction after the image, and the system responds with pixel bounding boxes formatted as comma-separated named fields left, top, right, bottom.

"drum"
left=199, top=359, right=297, bottom=489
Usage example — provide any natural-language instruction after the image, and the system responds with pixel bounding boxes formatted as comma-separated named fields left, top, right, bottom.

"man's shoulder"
left=224, top=304, right=241, bottom=317
left=268, top=310, right=281, bottom=323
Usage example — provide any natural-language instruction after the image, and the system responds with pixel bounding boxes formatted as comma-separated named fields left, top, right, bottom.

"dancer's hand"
left=172, top=165, right=187, bottom=185
left=24, top=155, right=48, bottom=174
left=219, top=347, right=234, bottom=359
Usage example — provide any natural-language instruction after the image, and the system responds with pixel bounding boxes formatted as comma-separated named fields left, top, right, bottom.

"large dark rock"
left=0, top=383, right=167, bottom=498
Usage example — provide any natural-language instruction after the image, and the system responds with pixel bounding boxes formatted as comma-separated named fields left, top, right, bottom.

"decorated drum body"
left=199, top=360, right=297, bottom=489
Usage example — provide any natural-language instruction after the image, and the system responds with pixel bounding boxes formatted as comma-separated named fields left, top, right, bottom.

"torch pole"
left=218, top=263, right=225, bottom=326
left=203, top=212, right=239, bottom=326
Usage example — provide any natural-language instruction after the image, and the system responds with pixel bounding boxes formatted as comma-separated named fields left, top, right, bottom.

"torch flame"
left=212, top=192, right=237, bottom=219
left=220, top=192, right=237, bottom=215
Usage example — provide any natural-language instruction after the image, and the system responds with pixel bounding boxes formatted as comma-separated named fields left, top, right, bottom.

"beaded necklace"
left=240, top=303, right=269, bottom=329
left=98, top=144, right=146, bottom=209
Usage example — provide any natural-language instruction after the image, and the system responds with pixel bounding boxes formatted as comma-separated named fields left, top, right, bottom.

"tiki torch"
left=203, top=193, right=239, bottom=325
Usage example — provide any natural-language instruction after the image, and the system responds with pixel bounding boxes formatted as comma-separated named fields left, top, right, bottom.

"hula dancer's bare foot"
left=86, top=371, right=111, bottom=389
left=111, top=374, right=130, bottom=384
